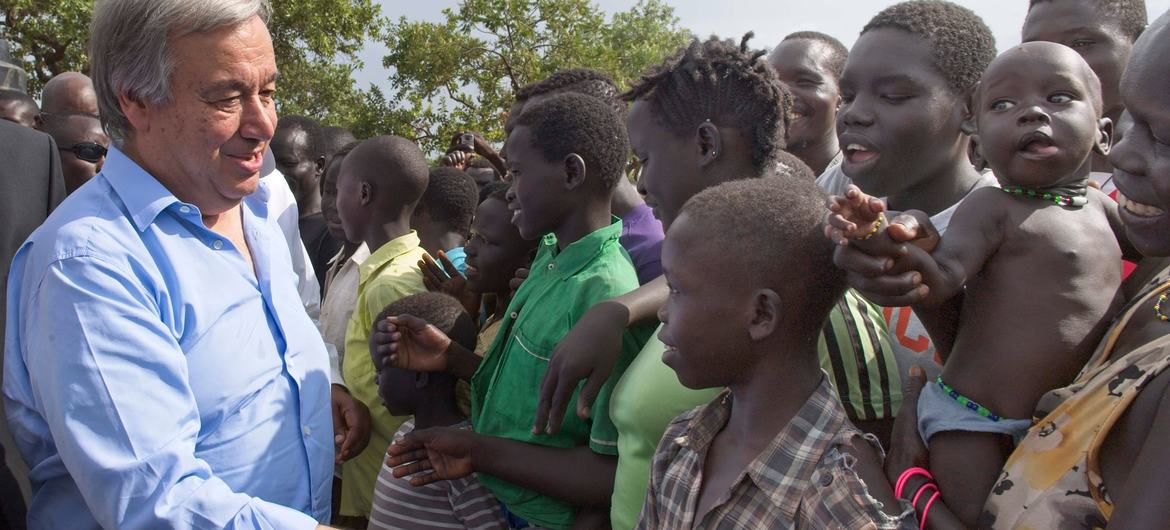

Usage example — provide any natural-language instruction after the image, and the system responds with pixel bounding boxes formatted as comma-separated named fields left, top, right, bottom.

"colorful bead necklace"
left=1001, top=185, right=1088, bottom=207
left=1156, top=290, right=1169, bottom=322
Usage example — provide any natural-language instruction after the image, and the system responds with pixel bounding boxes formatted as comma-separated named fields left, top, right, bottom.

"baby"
left=828, top=41, right=1132, bottom=523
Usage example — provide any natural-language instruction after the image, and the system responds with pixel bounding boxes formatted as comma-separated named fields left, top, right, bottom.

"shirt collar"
left=102, top=145, right=183, bottom=232
left=541, top=216, right=623, bottom=278
left=360, top=232, right=422, bottom=283
left=682, top=375, right=845, bottom=520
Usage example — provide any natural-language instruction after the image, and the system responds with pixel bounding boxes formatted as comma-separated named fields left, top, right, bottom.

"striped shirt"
left=368, top=420, right=506, bottom=530
left=636, top=378, right=915, bottom=529
left=823, top=289, right=902, bottom=421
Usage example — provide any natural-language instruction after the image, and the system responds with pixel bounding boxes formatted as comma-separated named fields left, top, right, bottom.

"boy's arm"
left=373, top=315, right=482, bottom=380
left=389, top=428, right=618, bottom=508
left=533, top=276, right=668, bottom=435
left=1098, top=191, right=1144, bottom=262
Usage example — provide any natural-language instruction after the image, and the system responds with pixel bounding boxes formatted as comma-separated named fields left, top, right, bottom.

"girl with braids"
left=523, top=34, right=902, bottom=529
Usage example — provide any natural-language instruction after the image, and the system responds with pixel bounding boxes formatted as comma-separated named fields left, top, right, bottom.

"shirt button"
left=287, top=359, right=296, bottom=370
left=303, top=425, right=312, bottom=437
left=674, top=436, right=688, bottom=447
left=547, top=263, right=555, bottom=270
left=510, top=312, right=518, bottom=319
left=179, top=205, right=191, bottom=214
left=819, top=472, right=834, bottom=487
left=212, top=240, right=224, bottom=250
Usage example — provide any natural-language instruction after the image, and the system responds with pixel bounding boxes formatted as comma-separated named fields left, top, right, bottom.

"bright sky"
left=355, top=0, right=1170, bottom=89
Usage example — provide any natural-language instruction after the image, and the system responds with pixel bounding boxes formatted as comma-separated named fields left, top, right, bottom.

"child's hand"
left=884, top=366, right=930, bottom=485
left=330, top=385, right=371, bottom=464
left=420, top=252, right=481, bottom=315
left=831, top=210, right=942, bottom=307
left=532, top=300, right=627, bottom=435
left=825, top=185, right=887, bottom=245
left=387, top=427, right=476, bottom=486
left=372, top=314, right=453, bottom=373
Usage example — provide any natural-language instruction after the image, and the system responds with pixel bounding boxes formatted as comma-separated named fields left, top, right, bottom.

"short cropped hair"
left=862, top=0, right=996, bottom=94
left=316, top=125, right=357, bottom=160
left=622, top=33, right=793, bottom=173
left=348, top=135, right=429, bottom=207
left=90, top=0, right=271, bottom=139
left=374, top=292, right=476, bottom=352
left=479, top=180, right=512, bottom=205
left=37, top=110, right=100, bottom=137
left=422, top=167, right=479, bottom=236
left=679, top=175, right=845, bottom=333
left=775, top=150, right=817, bottom=181
left=275, top=115, right=320, bottom=151
left=782, top=31, right=850, bottom=79
left=0, top=89, right=37, bottom=111
left=516, top=68, right=626, bottom=120
left=1028, top=0, right=1148, bottom=41
left=514, top=92, right=629, bottom=190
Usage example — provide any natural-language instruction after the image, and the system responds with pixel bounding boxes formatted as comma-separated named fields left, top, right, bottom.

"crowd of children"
left=5, top=0, right=1170, bottom=528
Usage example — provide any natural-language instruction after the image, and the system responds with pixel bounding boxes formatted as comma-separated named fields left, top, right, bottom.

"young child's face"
left=1110, top=17, right=1170, bottom=257
left=657, top=213, right=751, bottom=389
left=975, top=43, right=1107, bottom=188
left=503, top=125, right=568, bottom=240
left=627, top=100, right=705, bottom=230
left=465, top=197, right=531, bottom=295
left=320, top=155, right=348, bottom=243
left=768, top=38, right=841, bottom=154
left=335, top=155, right=369, bottom=244
left=1022, top=0, right=1134, bottom=121
left=836, top=29, right=969, bottom=198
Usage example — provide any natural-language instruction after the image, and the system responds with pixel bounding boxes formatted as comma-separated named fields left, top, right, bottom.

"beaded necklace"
left=1001, top=185, right=1088, bottom=207
left=1156, top=289, right=1169, bottom=322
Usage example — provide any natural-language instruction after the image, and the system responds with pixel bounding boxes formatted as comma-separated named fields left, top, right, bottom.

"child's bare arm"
left=1098, top=191, right=1144, bottom=262
left=389, top=428, right=617, bottom=507
left=914, top=189, right=1005, bottom=307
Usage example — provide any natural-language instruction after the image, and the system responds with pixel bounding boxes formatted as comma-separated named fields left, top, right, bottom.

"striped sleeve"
left=818, top=289, right=903, bottom=421
left=449, top=475, right=507, bottom=530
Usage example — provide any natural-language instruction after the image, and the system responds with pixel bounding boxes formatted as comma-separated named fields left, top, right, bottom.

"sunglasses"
left=59, top=142, right=108, bottom=163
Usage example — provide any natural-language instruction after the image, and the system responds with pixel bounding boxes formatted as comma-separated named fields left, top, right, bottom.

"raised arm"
left=9, top=257, right=320, bottom=529
left=910, top=188, right=1004, bottom=307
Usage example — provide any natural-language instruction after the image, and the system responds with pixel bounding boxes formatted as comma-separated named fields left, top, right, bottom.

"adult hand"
left=331, top=385, right=372, bottom=464
left=533, top=300, right=628, bottom=435
left=884, top=366, right=929, bottom=485
left=832, top=210, right=941, bottom=307
left=420, top=251, right=481, bottom=315
left=441, top=150, right=470, bottom=170
left=372, top=314, right=453, bottom=373
left=508, top=267, right=529, bottom=298
left=825, top=185, right=887, bottom=245
left=386, top=426, right=477, bottom=486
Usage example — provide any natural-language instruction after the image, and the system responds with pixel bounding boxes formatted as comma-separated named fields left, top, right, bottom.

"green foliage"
left=1, top=0, right=92, bottom=95
left=378, top=0, right=691, bottom=155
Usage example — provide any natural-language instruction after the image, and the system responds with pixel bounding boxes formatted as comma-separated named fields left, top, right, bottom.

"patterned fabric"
left=636, top=377, right=915, bottom=529
left=982, top=265, right=1170, bottom=529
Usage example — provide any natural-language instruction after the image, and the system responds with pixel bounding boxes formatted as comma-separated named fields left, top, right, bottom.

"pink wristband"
left=920, top=490, right=941, bottom=530
left=895, top=467, right=934, bottom=499
left=911, top=482, right=938, bottom=510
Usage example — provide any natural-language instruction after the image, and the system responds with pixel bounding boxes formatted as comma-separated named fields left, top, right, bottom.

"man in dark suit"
left=0, top=118, right=65, bottom=530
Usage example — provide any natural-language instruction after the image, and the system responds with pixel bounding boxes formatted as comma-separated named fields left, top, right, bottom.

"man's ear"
left=747, top=288, right=782, bottom=342
left=360, top=180, right=373, bottom=207
left=959, top=87, right=979, bottom=136
left=314, top=155, right=327, bottom=179
left=563, top=153, right=587, bottom=190
left=119, top=93, right=152, bottom=134
left=1094, top=117, right=1114, bottom=156
left=697, top=121, right=722, bottom=167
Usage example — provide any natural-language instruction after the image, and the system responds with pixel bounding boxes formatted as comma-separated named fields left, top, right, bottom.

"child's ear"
left=696, top=121, right=722, bottom=167
left=563, top=153, right=587, bottom=190
left=747, top=288, right=782, bottom=342
left=959, top=88, right=978, bottom=136
left=1094, top=117, right=1114, bottom=156
left=360, top=180, right=373, bottom=206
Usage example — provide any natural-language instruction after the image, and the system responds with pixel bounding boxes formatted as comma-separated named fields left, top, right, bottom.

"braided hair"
left=621, top=33, right=793, bottom=173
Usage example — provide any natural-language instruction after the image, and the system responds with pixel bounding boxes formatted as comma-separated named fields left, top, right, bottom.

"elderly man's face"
left=129, top=15, right=277, bottom=215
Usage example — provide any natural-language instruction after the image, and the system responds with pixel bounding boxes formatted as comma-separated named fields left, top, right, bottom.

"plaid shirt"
left=636, top=377, right=915, bottom=529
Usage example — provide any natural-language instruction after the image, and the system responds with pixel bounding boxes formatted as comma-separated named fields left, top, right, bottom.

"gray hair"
left=90, top=0, right=271, bottom=140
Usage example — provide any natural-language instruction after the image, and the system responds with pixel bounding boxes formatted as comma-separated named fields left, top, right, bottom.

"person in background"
left=37, top=71, right=99, bottom=118
left=0, top=89, right=38, bottom=128
left=38, top=110, right=109, bottom=194
left=767, top=31, right=849, bottom=176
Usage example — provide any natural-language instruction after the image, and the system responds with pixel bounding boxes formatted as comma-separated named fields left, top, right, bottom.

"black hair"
left=514, top=92, right=629, bottom=190
left=375, top=292, right=477, bottom=352
left=775, top=150, right=817, bottom=181
left=275, top=115, right=321, bottom=152
left=479, top=180, right=512, bottom=205
left=622, top=33, right=793, bottom=173
left=679, top=175, right=845, bottom=335
left=1028, top=0, right=1148, bottom=41
left=348, top=135, right=429, bottom=207
left=862, top=0, right=996, bottom=94
left=37, top=109, right=100, bottom=137
left=0, top=89, right=38, bottom=111
left=468, top=156, right=501, bottom=177
left=422, top=167, right=479, bottom=236
left=315, top=125, right=357, bottom=160
left=515, top=68, right=626, bottom=120
left=781, top=31, right=850, bottom=79
left=319, top=140, right=359, bottom=196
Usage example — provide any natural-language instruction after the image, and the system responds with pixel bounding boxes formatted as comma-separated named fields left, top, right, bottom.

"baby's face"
left=976, top=42, right=1107, bottom=188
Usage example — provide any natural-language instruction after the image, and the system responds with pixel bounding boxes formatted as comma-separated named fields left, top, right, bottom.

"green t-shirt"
left=471, top=218, right=653, bottom=530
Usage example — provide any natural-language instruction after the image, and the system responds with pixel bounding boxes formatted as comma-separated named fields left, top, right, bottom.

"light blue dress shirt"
left=3, top=146, right=333, bottom=529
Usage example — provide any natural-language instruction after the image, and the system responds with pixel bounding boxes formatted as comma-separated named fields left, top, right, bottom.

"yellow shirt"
left=339, top=231, right=427, bottom=517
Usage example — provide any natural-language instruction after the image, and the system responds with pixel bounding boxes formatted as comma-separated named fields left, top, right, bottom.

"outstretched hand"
left=420, top=251, right=481, bottom=314
left=831, top=209, right=942, bottom=307
left=533, top=301, right=628, bottom=435
left=826, top=185, right=887, bottom=245
left=386, top=427, right=477, bottom=486
left=372, top=314, right=453, bottom=373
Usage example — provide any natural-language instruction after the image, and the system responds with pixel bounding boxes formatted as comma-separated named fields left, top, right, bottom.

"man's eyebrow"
left=199, top=72, right=280, bottom=97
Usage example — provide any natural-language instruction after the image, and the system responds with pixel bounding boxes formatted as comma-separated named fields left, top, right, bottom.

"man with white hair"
left=3, top=1, right=339, bottom=527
